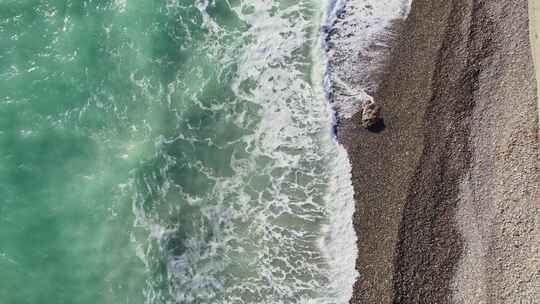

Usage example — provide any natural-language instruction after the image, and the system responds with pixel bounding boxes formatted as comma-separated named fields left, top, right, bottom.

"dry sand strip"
left=337, top=0, right=540, bottom=303
left=530, top=0, right=540, bottom=129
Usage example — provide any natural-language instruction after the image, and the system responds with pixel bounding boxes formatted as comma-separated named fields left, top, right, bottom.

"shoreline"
left=315, top=1, right=359, bottom=300
left=329, top=0, right=540, bottom=302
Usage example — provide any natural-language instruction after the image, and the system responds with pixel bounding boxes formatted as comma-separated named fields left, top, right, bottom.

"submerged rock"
left=361, top=101, right=381, bottom=129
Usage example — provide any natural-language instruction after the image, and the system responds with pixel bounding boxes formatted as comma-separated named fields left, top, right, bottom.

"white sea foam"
left=327, top=0, right=412, bottom=119
left=312, top=1, right=360, bottom=300
left=125, top=0, right=372, bottom=303
left=318, top=145, right=357, bottom=303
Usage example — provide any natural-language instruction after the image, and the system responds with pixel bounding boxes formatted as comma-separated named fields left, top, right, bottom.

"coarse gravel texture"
left=328, top=0, right=540, bottom=303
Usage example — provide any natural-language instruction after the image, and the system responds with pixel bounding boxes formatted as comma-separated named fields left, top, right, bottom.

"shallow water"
left=0, top=1, right=356, bottom=303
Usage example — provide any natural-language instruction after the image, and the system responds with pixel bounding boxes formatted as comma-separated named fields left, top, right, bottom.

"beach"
left=328, top=0, right=540, bottom=302
left=1, top=0, right=537, bottom=302
left=530, top=0, right=540, bottom=128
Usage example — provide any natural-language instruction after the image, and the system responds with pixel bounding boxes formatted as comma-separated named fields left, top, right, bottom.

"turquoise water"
left=0, top=1, right=355, bottom=303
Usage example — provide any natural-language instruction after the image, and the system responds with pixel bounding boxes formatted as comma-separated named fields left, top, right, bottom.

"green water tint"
left=0, top=0, right=343, bottom=303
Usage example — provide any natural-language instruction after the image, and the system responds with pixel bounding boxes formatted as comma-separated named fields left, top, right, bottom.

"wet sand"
left=330, top=0, right=540, bottom=303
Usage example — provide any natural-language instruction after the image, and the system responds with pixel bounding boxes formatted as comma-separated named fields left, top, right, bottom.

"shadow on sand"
left=367, top=118, right=386, bottom=133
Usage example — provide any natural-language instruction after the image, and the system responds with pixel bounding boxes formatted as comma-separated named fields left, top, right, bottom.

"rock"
left=361, top=101, right=381, bottom=129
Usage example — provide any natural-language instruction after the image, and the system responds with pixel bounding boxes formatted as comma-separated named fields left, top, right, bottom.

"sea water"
left=0, top=1, right=357, bottom=303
